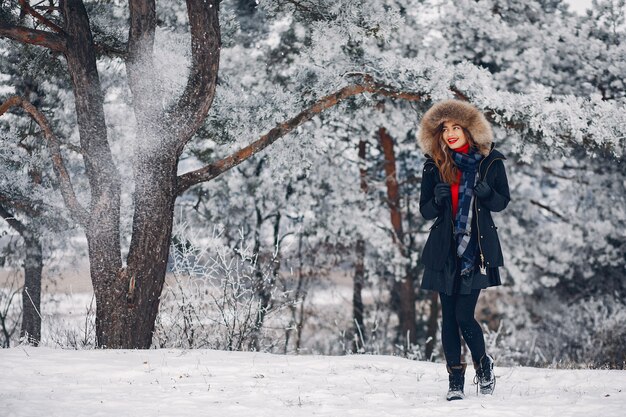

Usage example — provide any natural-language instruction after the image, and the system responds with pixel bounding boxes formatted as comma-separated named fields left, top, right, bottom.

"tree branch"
left=19, top=0, right=65, bottom=34
left=170, top=0, right=221, bottom=149
left=0, top=22, right=65, bottom=52
left=0, top=204, right=28, bottom=237
left=0, top=96, right=88, bottom=226
left=530, top=199, right=567, bottom=222
left=176, top=75, right=425, bottom=195
left=0, top=191, right=42, bottom=217
left=94, top=42, right=128, bottom=59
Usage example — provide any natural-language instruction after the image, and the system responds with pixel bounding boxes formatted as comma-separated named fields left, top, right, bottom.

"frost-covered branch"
left=0, top=96, right=88, bottom=226
left=0, top=192, right=41, bottom=217
left=0, top=203, right=27, bottom=236
left=176, top=75, right=425, bottom=194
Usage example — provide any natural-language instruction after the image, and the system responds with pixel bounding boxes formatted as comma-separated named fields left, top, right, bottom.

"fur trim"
left=418, top=99, right=493, bottom=157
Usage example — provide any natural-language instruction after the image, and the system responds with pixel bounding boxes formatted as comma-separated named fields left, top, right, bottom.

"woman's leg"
left=454, top=289, right=486, bottom=364
left=439, top=292, right=462, bottom=366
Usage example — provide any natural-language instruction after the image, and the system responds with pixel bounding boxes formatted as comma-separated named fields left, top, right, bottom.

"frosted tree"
left=1, top=0, right=624, bottom=351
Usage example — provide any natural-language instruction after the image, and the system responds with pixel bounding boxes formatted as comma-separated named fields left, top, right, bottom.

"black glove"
left=434, top=183, right=451, bottom=207
left=473, top=180, right=493, bottom=200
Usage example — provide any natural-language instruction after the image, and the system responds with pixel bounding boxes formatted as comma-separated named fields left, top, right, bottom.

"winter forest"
left=1, top=0, right=626, bottom=401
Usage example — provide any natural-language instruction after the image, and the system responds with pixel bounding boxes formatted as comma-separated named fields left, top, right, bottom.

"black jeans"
left=439, top=289, right=486, bottom=366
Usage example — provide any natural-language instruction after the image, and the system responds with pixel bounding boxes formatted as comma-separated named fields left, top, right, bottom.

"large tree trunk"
left=61, top=0, right=124, bottom=347
left=98, top=156, right=179, bottom=348
left=377, top=127, right=417, bottom=347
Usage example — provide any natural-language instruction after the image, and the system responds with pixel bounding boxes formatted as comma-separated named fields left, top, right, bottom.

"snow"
left=1, top=347, right=624, bottom=416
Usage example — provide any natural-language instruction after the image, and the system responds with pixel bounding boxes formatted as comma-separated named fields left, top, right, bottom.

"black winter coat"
left=419, top=145, right=510, bottom=292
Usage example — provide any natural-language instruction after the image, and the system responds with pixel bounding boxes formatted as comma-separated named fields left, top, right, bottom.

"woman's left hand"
left=473, top=180, right=493, bottom=199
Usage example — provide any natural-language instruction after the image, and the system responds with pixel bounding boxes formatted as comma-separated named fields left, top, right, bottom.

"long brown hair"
left=432, top=125, right=478, bottom=184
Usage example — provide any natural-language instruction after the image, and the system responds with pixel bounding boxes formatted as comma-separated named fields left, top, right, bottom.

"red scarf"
left=451, top=143, right=470, bottom=217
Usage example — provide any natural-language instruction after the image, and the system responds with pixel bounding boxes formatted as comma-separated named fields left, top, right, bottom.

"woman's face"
left=441, top=121, right=468, bottom=150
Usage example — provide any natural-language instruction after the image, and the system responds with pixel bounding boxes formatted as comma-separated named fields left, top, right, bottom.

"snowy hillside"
left=1, top=347, right=624, bottom=417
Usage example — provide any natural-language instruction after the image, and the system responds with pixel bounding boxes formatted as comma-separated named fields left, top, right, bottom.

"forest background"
left=0, top=0, right=624, bottom=369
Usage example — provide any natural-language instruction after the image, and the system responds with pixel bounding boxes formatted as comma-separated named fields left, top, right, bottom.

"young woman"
left=417, top=99, right=510, bottom=401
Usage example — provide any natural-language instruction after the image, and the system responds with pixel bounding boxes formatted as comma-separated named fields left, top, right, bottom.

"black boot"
left=446, top=363, right=466, bottom=401
left=473, top=354, right=496, bottom=395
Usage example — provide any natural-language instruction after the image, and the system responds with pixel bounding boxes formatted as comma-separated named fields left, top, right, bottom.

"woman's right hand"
left=434, top=183, right=451, bottom=207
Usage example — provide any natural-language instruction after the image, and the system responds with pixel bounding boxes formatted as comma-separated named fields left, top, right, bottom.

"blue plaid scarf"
left=450, top=149, right=483, bottom=276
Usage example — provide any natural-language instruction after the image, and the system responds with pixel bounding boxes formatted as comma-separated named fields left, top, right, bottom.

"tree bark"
left=377, top=127, right=417, bottom=347
left=103, top=155, right=179, bottom=348
left=2, top=1, right=449, bottom=350
left=249, top=204, right=265, bottom=351
left=61, top=0, right=124, bottom=347
left=20, top=234, right=43, bottom=345
left=352, top=238, right=366, bottom=352
left=94, top=0, right=221, bottom=348
left=351, top=138, right=368, bottom=352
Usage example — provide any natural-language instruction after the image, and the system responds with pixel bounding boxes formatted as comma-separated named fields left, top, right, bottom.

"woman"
left=417, top=99, right=510, bottom=401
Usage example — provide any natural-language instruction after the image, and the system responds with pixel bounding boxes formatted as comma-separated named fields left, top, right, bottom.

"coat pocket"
left=422, top=218, right=452, bottom=271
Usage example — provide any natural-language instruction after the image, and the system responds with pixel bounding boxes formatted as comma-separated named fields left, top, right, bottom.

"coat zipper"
left=474, top=153, right=505, bottom=274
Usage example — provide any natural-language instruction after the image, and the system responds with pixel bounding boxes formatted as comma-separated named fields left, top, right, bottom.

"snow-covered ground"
left=1, top=347, right=624, bottom=417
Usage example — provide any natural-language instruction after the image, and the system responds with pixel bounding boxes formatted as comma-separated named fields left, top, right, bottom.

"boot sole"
left=446, top=391, right=465, bottom=401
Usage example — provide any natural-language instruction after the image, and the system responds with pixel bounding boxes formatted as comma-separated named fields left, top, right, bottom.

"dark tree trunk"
left=352, top=238, right=366, bottom=352
left=60, top=0, right=124, bottom=347
left=0, top=204, right=44, bottom=346
left=20, top=234, right=43, bottom=345
left=351, top=138, right=368, bottom=352
left=285, top=232, right=308, bottom=353
left=251, top=210, right=281, bottom=351
left=249, top=204, right=264, bottom=351
left=377, top=127, right=417, bottom=347
left=98, top=156, right=178, bottom=348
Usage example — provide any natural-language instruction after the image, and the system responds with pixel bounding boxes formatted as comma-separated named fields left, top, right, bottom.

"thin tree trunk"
left=251, top=210, right=281, bottom=351
left=351, top=138, right=368, bottom=352
left=0, top=205, right=43, bottom=345
left=377, top=127, right=417, bottom=347
left=352, top=238, right=366, bottom=352
left=20, top=234, right=43, bottom=345
left=250, top=203, right=263, bottom=351
left=286, top=231, right=309, bottom=353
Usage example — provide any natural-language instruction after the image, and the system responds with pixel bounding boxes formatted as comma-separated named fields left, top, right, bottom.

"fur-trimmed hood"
left=418, top=99, right=493, bottom=157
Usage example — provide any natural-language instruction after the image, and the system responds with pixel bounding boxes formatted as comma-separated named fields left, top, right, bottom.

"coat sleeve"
left=480, top=159, right=510, bottom=212
left=420, top=163, right=443, bottom=220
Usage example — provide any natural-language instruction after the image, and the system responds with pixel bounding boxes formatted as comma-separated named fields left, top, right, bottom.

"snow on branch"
left=0, top=203, right=27, bottom=236
left=0, top=191, right=41, bottom=218
left=0, top=96, right=88, bottom=226
left=177, top=63, right=625, bottom=193
left=175, top=75, right=425, bottom=194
